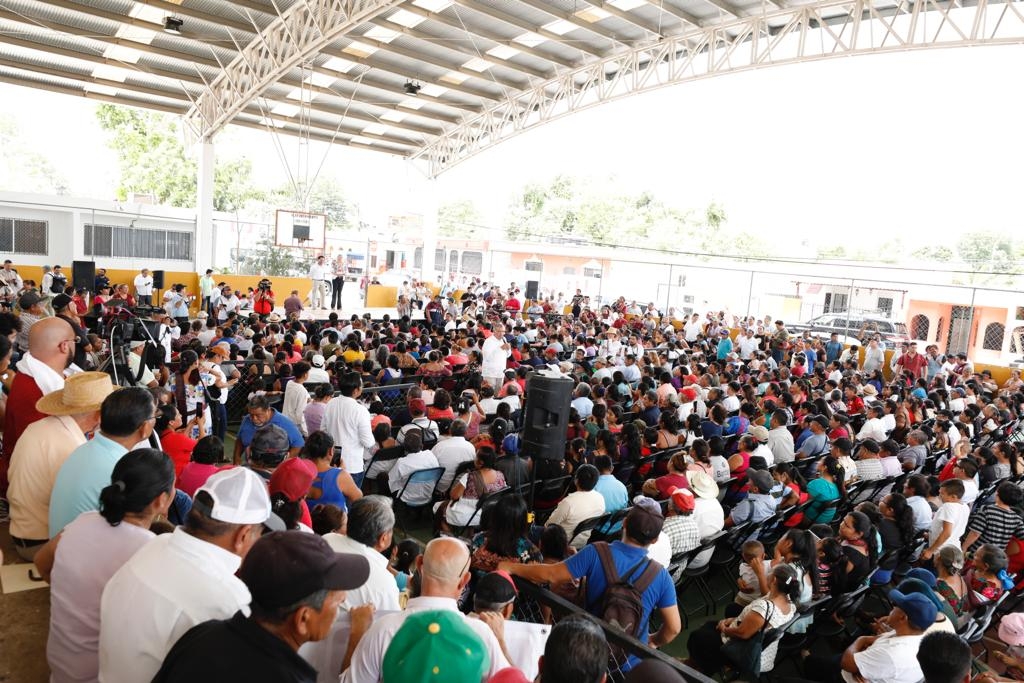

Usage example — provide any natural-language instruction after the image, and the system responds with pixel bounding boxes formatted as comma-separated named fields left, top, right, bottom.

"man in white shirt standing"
left=342, top=537, right=510, bottom=683
left=99, top=468, right=285, bottom=683
left=198, top=269, right=215, bottom=317
left=133, top=268, right=154, bottom=307
left=321, top=373, right=374, bottom=488
left=322, top=495, right=401, bottom=611
left=481, top=323, right=510, bottom=390
left=683, top=313, right=703, bottom=343
left=309, top=255, right=331, bottom=310
left=737, top=328, right=760, bottom=360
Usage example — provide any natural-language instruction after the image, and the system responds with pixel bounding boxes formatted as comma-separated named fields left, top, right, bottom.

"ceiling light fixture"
left=403, top=81, right=422, bottom=96
left=163, top=17, right=183, bottom=35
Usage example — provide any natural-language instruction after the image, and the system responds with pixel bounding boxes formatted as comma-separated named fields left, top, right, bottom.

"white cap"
left=194, top=468, right=284, bottom=530
left=311, top=354, right=325, bottom=368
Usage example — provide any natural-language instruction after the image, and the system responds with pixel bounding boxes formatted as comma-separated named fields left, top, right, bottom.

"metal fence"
left=510, top=575, right=713, bottom=683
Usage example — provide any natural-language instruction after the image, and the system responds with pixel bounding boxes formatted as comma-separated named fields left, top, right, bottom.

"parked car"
left=789, top=313, right=911, bottom=346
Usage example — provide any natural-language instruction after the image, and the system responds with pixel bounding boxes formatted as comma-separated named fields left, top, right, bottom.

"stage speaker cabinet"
left=525, top=280, right=540, bottom=301
left=522, top=371, right=573, bottom=461
left=72, top=261, right=95, bottom=291
left=152, top=270, right=165, bottom=289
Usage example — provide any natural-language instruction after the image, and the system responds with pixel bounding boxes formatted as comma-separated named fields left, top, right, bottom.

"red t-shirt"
left=655, top=472, right=690, bottom=499
left=1, top=372, right=44, bottom=493
left=161, top=429, right=198, bottom=479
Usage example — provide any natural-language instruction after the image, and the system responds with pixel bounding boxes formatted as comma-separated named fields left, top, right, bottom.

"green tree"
left=95, top=104, right=262, bottom=212
left=268, top=176, right=352, bottom=231
left=502, top=175, right=764, bottom=258
left=238, top=235, right=299, bottom=276
left=955, top=230, right=1019, bottom=285
left=0, top=115, right=70, bottom=194
left=439, top=199, right=483, bottom=237
left=912, top=245, right=954, bottom=262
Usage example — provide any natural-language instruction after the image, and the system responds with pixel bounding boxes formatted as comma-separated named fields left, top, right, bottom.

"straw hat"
left=266, top=313, right=282, bottom=323
left=36, top=372, right=116, bottom=416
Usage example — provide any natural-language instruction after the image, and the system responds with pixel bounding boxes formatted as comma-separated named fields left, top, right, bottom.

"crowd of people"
left=0, top=268, right=1023, bottom=683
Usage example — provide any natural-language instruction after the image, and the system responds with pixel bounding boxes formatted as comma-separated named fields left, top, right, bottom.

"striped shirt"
left=967, top=505, right=1024, bottom=552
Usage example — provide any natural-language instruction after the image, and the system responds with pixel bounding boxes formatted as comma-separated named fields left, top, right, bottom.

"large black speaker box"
left=525, top=280, right=539, bottom=301
left=522, top=371, right=573, bottom=461
left=72, top=260, right=95, bottom=291
left=152, top=270, right=165, bottom=289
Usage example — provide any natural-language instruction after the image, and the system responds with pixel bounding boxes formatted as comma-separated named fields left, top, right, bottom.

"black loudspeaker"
left=293, top=221, right=310, bottom=241
left=525, top=280, right=539, bottom=301
left=152, top=270, right=165, bottom=289
left=72, top=260, right=95, bottom=291
left=522, top=372, right=573, bottom=461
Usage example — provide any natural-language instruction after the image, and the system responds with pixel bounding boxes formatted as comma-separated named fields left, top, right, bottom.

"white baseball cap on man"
left=194, top=468, right=285, bottom=530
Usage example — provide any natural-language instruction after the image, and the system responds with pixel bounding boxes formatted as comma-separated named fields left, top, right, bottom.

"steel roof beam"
left=185, top=0, right=408, bottom=139
left=415, top=0, right=1024, bottom=176
left=514, top=0, right=638, bottom=49
left=446, top=0, right=609, bottom=59
left=365, top=17, right=555, bottom=80
left=393, top=4, right=581, bottom=69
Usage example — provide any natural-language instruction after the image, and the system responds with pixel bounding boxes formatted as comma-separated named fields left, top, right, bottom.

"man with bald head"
left=1, top=316, right=80, bottom=499
left=342, top=537, right=510, bottom=682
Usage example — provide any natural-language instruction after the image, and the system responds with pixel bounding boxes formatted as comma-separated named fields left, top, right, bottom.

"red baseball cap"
left=268, top=458, right=317, bottom=502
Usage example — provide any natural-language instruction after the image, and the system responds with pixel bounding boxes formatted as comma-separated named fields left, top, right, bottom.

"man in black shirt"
left=153, top=531, right=370, bottom=683
left=52, top=294, right=88, bottom=369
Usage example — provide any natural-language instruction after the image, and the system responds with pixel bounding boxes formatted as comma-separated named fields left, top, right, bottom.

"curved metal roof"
left=1, top=0, right=1022, bottom=175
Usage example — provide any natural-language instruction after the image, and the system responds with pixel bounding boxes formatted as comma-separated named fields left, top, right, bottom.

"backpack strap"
left=630, top=559, right=662, bottom=596
left=594, top=542, right=621, bottom=586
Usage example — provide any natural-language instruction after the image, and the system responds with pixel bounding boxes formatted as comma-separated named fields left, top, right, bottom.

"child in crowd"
left=390, top=538, right=421, bottom=593
left=538, top=525, right=579, bottom=620
left=735, top=540, right=772, bottom=606
left=923, top=479, right=970, bottom=562
left=310, top=503, right=345, bottom=536
left=815, top=537, right=847, bottom=597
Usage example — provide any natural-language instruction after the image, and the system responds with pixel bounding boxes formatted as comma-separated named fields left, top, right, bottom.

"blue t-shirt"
left=236, top=409, right=305, bottom=450
left=717, top=337, right=733, bottom=360
left=824, top=341, right=843, bottom=364
left=49, top=433, right=128, bottom=536
left=565, top=541, right=677, bottom=650
left=803, top=348, right=817, bottom=373
left=594, top=474, right=629, bottom=515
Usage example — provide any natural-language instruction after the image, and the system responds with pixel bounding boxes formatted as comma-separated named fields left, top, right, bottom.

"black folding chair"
left=393, top=466, right=445, bottom=535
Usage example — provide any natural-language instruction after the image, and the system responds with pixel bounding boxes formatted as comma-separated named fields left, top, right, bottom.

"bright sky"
left=2, top=44, right=1023, bottom=247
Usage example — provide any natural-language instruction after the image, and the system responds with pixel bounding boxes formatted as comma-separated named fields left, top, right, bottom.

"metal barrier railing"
left=510, top=575, right=713, bottom=683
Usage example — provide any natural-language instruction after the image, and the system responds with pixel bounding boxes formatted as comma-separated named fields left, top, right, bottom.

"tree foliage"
left=502, top=175, right=757, bottom=256
left=237, top=235, right=300, bottom=277
left=269, top=177, right=352, bottom=231
left=0, top=115, right=70, bottom=195
left=439, top=200, right=483, bottom=237
left=95, top=104, right=262, bottom=212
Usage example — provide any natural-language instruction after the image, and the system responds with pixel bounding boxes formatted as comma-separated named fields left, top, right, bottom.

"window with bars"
left=461, top=251, right=483, bottom=275
left=448, top=250, right=458, bottom=273
left=524, top=261, right=543, bottom=272
left=413, top=247, right=423, bottom=269
left=0, top=217, right=48, bottom=255
left=983, top=322, right=1006, bottom=351
left=911, top=314, right=930, bottom=341
left=84, top=224, right=193, bottom=261
left=1010, top=327, right=1024, bottom=354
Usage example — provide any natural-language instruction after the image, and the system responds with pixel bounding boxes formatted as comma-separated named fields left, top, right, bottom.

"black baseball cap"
left=52, top=293, right=73, bottom=311
left=238, top=531, right=370, bottom=610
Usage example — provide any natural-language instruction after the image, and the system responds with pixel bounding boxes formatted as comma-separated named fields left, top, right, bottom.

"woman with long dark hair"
left=301, top=430, right=362, bottom=513
left=470, top=495, right=540, bottom=572
left=34, top=449, right=174, bottom=683
left=803, top=455, right=845, bottom=525
left=839, top=511, right=878, bottom=586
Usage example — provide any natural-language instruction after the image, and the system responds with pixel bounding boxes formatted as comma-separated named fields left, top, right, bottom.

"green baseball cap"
left=382, top=610, right=490, bottom=683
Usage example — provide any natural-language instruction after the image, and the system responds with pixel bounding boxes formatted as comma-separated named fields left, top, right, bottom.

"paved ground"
left=0, top=523, right=50, bottom=683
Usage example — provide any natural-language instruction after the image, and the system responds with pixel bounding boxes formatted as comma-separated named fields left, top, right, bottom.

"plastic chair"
left=393, top=466, right=445, bottom=535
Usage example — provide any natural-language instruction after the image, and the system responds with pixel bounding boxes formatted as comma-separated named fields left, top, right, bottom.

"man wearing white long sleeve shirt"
left=857, top=406, right=889, bottom=443
left=322, top=374, right=374, bottom=487
left=481, top=323, right=510, bottom=389
left=133, top=268, right=154, bottom=307
left=308, top=255, right=331, bottom=310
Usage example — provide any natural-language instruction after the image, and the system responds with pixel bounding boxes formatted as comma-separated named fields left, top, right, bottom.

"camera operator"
left=165, top=284, right=192, bottom=327
left=253, top=279, right=276, bottom=318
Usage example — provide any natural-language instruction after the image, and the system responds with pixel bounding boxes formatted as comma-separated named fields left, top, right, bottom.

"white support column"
left=412, top=174, right=439, bottom=285
left=195, top=140, right=215, bottom=271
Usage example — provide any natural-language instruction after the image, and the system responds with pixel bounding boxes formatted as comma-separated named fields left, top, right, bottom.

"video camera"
left=258, top=278, right=273, bottom=292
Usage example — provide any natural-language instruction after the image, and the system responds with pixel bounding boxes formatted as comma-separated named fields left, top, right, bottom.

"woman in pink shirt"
left=176, top=435, right=227, bottom=497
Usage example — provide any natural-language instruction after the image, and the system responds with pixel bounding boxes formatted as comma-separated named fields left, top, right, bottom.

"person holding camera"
left=165, top=284, right=192, bottom=327
left=253, top=280, right=275, bottom=318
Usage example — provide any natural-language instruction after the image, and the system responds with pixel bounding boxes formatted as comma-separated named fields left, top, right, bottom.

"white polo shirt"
left=322, top=533, right=400, bottom=612
left=841, top=632, right=924, bottom=683
left=99, top=527, right=250, bottom=683
left=133, top=274, right=153, bottom=296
